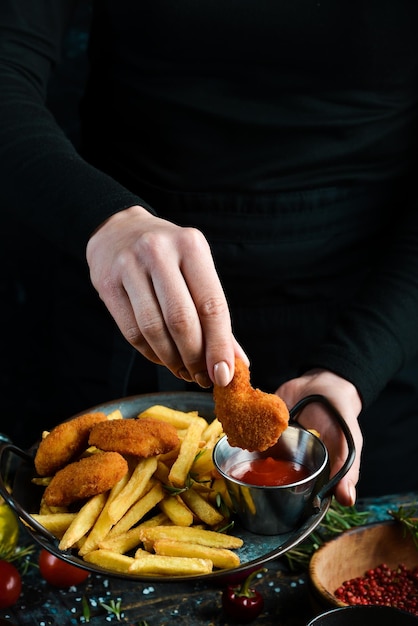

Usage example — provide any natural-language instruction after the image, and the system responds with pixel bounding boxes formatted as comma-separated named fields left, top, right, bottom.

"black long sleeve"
left=0, top=0, right=147, bottom=261
left=2, top=0, right=418, bottom=410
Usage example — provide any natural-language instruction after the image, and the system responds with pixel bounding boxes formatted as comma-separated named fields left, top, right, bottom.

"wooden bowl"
left=309, top=520, right=418, bottom=609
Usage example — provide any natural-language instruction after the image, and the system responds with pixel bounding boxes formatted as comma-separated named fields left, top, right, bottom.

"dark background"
left=1, top=1, right=93, bottom=447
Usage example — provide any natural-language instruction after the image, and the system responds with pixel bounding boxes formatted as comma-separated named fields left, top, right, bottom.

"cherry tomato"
left=0, top=559, right=22, bottom=609
left=39, top=549, right=90, bottom=588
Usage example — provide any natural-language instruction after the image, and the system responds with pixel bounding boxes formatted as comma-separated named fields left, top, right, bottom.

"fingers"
left=332, top=425, right=362, bottom=507
left=97, top=272, right=166, bottom=367
left=87, top=208, right=239, bottom=387
left=132, top=225, right=235, bottom=385
left=302, top=408, right=360, bottom=507
left=334, top=476, right=358, bottom=508
left=277, top=371, right=363, bottom=505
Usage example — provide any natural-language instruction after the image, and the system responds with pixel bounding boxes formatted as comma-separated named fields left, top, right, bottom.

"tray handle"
left=289, top=394, right=356, bottom=510
left=0, top=442, right=59, bottom=546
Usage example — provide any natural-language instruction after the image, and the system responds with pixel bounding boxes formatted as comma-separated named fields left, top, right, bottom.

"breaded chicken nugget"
left=213, top=358, right=289, bottom=452
left=88, top=418, right=180, bottom=457
left=34, top=412, right=108, bottom=477
left=43, top=451, right=128, bottom=507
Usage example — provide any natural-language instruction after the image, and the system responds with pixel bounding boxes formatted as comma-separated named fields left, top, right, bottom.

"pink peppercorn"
left=334, top=563, right=418, bottom=616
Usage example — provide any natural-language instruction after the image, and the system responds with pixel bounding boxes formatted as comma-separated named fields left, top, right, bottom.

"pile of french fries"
left=30, top=405, right=244, bottom=576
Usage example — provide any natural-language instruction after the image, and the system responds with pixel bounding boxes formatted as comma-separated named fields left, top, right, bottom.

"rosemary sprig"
left=163, top=473, right=194, bottom=496
left=388, top=505, right=418, bottom=549
left=100, top=598, right=123, bottom=621
left=284, top=498, right=370, bottom=570
left=319, top=500, right=369, bottom=534
left=0, top=542, right=36, bottom=574
left=189, top=473, right=211, bottom=485
left=215, top=491, right=232, bottom=519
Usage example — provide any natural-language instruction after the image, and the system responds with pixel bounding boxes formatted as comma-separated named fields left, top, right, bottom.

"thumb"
left=334, top=475, right=357, bottom=507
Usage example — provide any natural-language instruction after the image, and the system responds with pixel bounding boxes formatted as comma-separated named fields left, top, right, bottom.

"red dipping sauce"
left=228, top=456, right=310, bottom=486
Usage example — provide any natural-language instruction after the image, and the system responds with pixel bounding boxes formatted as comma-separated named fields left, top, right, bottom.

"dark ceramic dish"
left=0, top=391, right=338, bottom=583
left=307, top=605, right=418, bottom=625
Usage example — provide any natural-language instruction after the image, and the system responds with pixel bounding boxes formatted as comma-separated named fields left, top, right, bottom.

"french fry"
left=108, top=456, right=158, bottom=524
left=156, top=447, right=181, bottom=466
left=129, top=553, right=213, bottom=576
left=158, top=494, right=194, bottom=527
left=168, top=418, right=206, bottom=487
left=38, top=498, right=67, bottom=515
left=181, top=487, right=225, bottom=526
left=107, top=481, right=165, bottom=537
left=308, top=428, right=321, bottom=438
left=240, top=485, right=257, bottom=515
left=98, top=513, right=169, bottom=554
left=139, top=525, right=243, bottom=550
left=153, top=539, right=240, bottom=570
left=106, top=409, right=123, bottom=421
left=211, top=476, right=233, bottom=511
left=137, top=405, right=199, bottom=429
left=79, top=446, right=104, bottom=458
left=29, top=513, right=77, bottom=538
left=83, top=549, right=135, bottom=574
left=78, top=472, right=131, bottom=556
left=154, top=460, right=171, bottom=484
left=201, top=418, right=223, bottom=446
left=134, top=547, right=151, bottom=558
left=59, top=492, right=107, bottom=550
left=191, top=447, right=218, bottom=477
left=32, top=477, right=52, bottom=487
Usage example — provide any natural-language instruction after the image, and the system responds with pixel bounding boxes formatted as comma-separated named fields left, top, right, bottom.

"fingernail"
left=194, top=371, right=212, bottom=388
left=213, top=361, right=231, bottom=387
left=178, top=368, right=193, bottom=382
left=348, top=480, right=356, bottom=506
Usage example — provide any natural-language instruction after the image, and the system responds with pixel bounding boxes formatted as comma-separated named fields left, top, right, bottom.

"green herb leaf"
left=0, top=542, right=36, bottom=574
left=82, top=596, right=91, bottom=623
left=163, top=472, right=194, bottom=495
left=284, top=498, right=370, bottom=570
left=100, top=598, right=123, bottom=621
left=388, top=505, right=418, bottom=549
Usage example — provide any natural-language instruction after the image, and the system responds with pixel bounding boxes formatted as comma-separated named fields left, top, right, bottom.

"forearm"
left=0, top=73, right=148, bottom=260
left=0, top=0, right=150, bottom=260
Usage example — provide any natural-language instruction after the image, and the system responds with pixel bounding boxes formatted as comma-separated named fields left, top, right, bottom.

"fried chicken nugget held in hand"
left=213, top=358, right=289, bottom=452
left=34, top=412, right=108, bottom=477
left=88, top=418, right=180, bottom=458
left=43, top=451, right=129, bottom=507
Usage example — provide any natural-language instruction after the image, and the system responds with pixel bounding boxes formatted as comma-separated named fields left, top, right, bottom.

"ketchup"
left=229, top=456, right=310, bottom=486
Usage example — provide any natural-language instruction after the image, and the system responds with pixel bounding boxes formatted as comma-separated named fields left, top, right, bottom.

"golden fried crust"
left=213, top=358, right=289, bottom=452
left=34, top=412, right=108, bottom=477
left=43, top=451, right=129, bottom=507
left=88, top=418, right=180, bottom=458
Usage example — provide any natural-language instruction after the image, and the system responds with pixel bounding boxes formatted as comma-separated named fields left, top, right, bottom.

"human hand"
left=86, top=205, right=248, bottom=387
left=276, top=369, right=363, bottom=507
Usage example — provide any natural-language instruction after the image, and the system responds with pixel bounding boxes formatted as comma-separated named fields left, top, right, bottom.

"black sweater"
left=2, top=0, right=418, bottom=407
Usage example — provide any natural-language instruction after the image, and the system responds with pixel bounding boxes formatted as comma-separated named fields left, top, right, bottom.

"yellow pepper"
left=0, top=501, right=19, bottom=552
